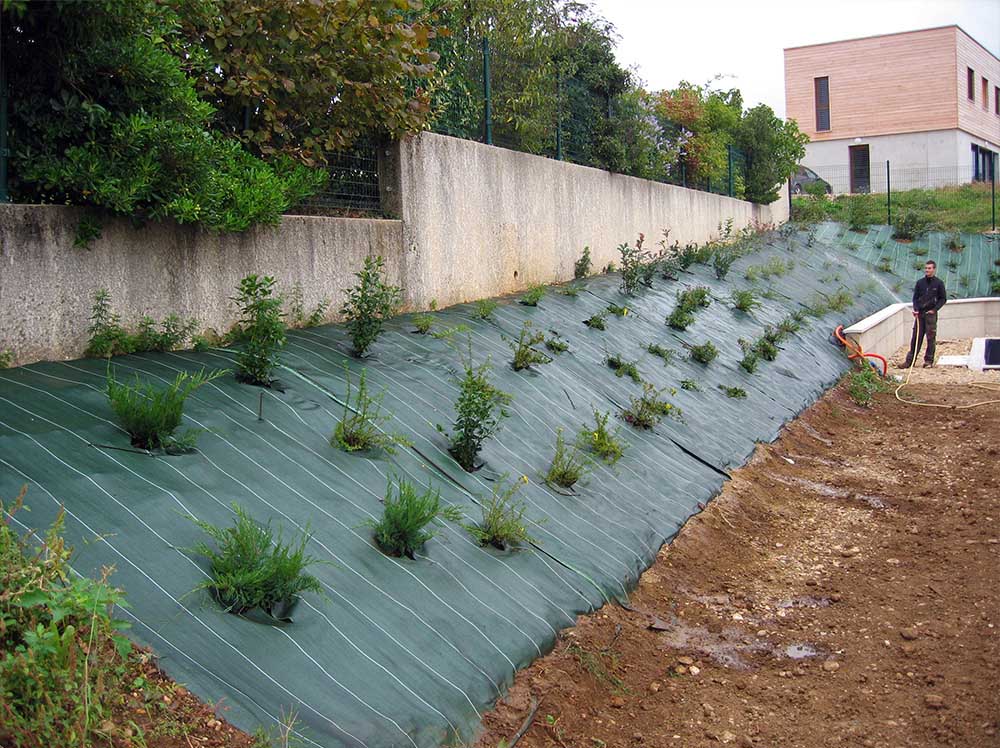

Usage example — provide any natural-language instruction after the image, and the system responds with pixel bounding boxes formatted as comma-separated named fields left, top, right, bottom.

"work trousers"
left=906, top=310, right=938, bottom=364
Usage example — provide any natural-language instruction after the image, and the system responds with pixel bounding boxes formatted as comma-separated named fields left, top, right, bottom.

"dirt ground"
left=887, top=338, right=1000, bottom=386
left=476, top=380, right=1000, bottom=748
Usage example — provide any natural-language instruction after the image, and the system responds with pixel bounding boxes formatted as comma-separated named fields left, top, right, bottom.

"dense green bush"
left=368, top=479, right=462, bottom=559
left=232, top=275, right=286, bottom=385
left=446, top=349, right=512, bottom=472
left=341, top=256, right=402, bottom=358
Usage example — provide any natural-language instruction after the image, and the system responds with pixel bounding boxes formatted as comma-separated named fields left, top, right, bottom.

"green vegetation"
left=412, top=313, right=435, bottom=334
left=368, top=479, right=462, bottom=559
left=845, top=194, right=877, bottom=232
left=190, top=504, right=323, bottom=617
left=738, top=339, right=759, bottom=374
left=85, top=290, right=199, bottom=358
left=545, top=333, right=570, bottom=354
left=578, top=409, right=628, bottom=465
left=618, top=234, right=651, bottom=295
left=575, top=246, right=593, bottom=279
left=947, top=232, right=964, bottom=251
left=646, top=343, right=677, bottom=365
left=545, top=428, right=590, bottom=490
left=232, top=274, right=287, bottom=385
left=846, top=366, right=890, bottom=407
left=605, top=352, right=641, bottom=383
left=464, top=476, right=537, bottom=550
left=0, top=488, right=133, bottom=747
left=680, top=379, right=700, bottom=391
left=287, top=282, right=330, bottom=328
left=0, top=350, right=12, bottom=368
left=584, top=313, right=608, bottom=330
left=506, top=321, right=553, bottom=371
left=447, top=351, right=512, bottom=472
left=667, top=286, right=712, bottom=330
left=520, top=285, right=546, bottom=306
left=730, top=289, right=759, bottom=313
left=876, top=257, right=894, bottom=273
left=606, top=303, right=630, bottom=317
left=106, top=367, right=225, bottom=451
left=475, top=298, right=498, bottom=320
left=559, top=284, right=581, bottom=297
left=341, top=256, right=402, bottom=358
left=621, top=383, right=680, bottom=428
left=712, top=245, right=738, bottom=280
left=688, top=341, right=718, bottom=365
left=893, top=211, right=933, bottom=241
left=719, top=384, right=747, bottom=399
left=332, top=368, right=411, bottom=454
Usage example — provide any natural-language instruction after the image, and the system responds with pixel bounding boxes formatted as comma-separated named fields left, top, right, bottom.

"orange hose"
left=834, top=325, right=887, bottom=377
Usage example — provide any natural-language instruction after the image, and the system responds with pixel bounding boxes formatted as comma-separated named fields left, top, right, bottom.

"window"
left=995, top=86, right=999, bottom=115
left=967, top=67, right=975, bottom=100
left=983, top=78, right=990, bottom=110
left=814, top=77, right=830, bottom=132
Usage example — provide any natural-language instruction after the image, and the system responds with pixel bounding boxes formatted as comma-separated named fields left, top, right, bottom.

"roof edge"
left=784, top=24, right=999, bottom=64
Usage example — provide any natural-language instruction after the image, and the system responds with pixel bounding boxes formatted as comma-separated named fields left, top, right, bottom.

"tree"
left=735, top=104, right=808, bottom=204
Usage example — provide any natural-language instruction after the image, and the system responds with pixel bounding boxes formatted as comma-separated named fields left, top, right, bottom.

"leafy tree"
left=735, top=104, right=808, bottom=204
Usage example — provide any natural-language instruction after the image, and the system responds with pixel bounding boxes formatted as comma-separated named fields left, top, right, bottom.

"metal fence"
left=286, top=141, right=382, bottom=217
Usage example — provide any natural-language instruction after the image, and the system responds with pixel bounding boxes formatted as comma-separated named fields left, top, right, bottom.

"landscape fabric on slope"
left=0, top=226, right=893, bottom=747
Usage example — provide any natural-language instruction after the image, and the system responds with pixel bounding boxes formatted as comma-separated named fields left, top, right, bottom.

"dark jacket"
left=912, top=275, right=946, bottom=313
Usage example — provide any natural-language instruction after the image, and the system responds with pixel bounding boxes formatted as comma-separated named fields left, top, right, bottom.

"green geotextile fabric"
left=813, top=222, right=999, bottom=299
left=0, top=226, right=893, bottom=747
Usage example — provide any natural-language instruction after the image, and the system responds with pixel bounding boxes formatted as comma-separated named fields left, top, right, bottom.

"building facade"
left=784, top=26, right=999, bottom=194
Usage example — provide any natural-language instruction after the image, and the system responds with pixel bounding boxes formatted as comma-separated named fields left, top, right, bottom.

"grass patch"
left=332, top=367, right=411, bottom=454
left=465, top=476, right=538, bottom=550
left=519, top=285, right=546, bottom=306
left=605, top=352, right=641, bottom=383
left=646, top=343, right=676, bottom=365
left=578, top=409, right=628, bottom=465
left=368, top=479, right=462, bottom=558
left=544, top=428, right=590, bottom=489
left=845, top=366, right=890, bottom=407
left=731, top=289, right=759, bottom=312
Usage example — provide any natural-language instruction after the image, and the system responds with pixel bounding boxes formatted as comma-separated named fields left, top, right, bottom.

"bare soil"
left=888, top=338, right=1000, bottom=386
left=477, top=380, right=1000, bottom=748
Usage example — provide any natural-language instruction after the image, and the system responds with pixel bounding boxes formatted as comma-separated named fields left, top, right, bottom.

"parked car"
left=791, top=166, right=832, bottom=195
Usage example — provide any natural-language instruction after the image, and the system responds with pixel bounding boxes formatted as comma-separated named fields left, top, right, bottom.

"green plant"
left=584, top=313, right=608, bottom=330
left=559, top=284, right=581, bottom=297
left=605, top=352, right=641, bottom=383
left=506, top=321, right=552, bottom=371
left=667, top=286, right=712, bottom=330
left=738, top=339, right=759, bottom=373
left=341, top=256, right=402, bottom=357
left=826, top=288, right=854, bottom=313
left=603, top=262, right=617, bottom=273
left=621, top=383, right=680, bottom=428
left=287, top=282, right=330, bottom=328
left=412, top=313, right=435, bottom=334
left=447, top=348, right=512, bottom=472
left=0, top=487, right=133, bottom=748
left=744, top=265, right=761, bottom=283
left=845, top=366, right=889, bottom=407
left=606, top=303, right=630, bottom=317
left=892, top=210, right=932, bottom=241
left=578, top=409, right=628, bottom=465
left=133, top=314, right=199, bottom=353
left=731, top=289, right=759, bottom=312
left=666, top=306, right=695, bottom=330
left=911, top=246, right=928, bottom=257
left=876, top=257, right=893, bottom=273
left=367, top=479, right=462, bottom=559
left=912, top=259, right=926, bottom=271
left=464, top=476, right=537, bottom=550
left=574, top=246, right=592, bottom=279
left=0, top=350, right=12, bottom=368
left=845, top=195, right=873, bottom=232
left=719, top=384, right=747, bottom=399
left=618, top=233, right=650, bottom=295
left=106, top=367, right=226, bottom=451
left=946, top=258, right=960, bottom=271
left=85, top=289, right=131, bottom=358
left=520, top=285, right=546, bottom=306
left=760, top=257, right=789, bottom=279
left=680, top=379, right=700, bottom=391
left=712, top=245, right=738, bottom=280
left=332, top=367, right=411, bottom=454
left=947, top=232, right=964, bottom=251
left=959, top=274, right=970, bottom=288
left=646, top=343, right=676, bottom=365
left=544, top=428, right=590, bottom=489
left=688, top=341, right=718, bottom=365
left=754, top=336, right=779, bottom=362
left=190, top=504, right=323, bottom=617
left=777, top=314, right=803, bottom=337
left=232, top=274, right=287, bottom=385
left=545, top=333, right=570, bottom=354
left=475, top=298, right=498, bottom=320
left=73, top=212, right=103, bottom=249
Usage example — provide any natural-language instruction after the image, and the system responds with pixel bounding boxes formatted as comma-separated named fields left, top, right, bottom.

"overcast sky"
left=587, top=0, right=1000, bottom=118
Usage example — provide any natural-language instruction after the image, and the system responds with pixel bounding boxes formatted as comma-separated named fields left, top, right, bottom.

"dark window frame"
left=983, top=78, right=990, bottom=110
left=967, top=67, right=975, bottom=100
left=814, top=76, right=830, bottom=132
left=995, top=86, right=999, bottom=115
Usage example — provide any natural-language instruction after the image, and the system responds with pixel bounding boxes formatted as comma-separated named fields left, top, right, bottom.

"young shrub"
left=777, top=314, right=803, bottom=337
left=332, top=368, right=411, bottom=454
left=605, top=352, right=641, bottom=383
left=621, top=383, right=680, bottom=428
left=876, top=257, right=893, bottom=273
left=519, top=285, right=546, bottom=306
left=447, top=349, right=512, bottom=472
left=826, top=288, right=854, bottom=313
left=911, top=246, right=928, bottom=257
left=190, top=504, right=323, bottom=617
left=574, top=246, right=592, bottom=279
left=892, top=210, right=931, bottom=241
left=603, top=261, right=617, bottom=273
left=618, top=233, right=650, bottom=295
left=544, top=428, right=590, bottom=490
left=232, top=274, right=286, bottom=385
left=646, top=343, right=676, bottom=365
left=738, top=338, right=759, bottom=374
left=545, top=332, right=570, bottom=354
left=578, top=409, right=628, bottom=465
left=753, top=336, right=779, bottom=362
left=681, top=286, right=712, bottom=309
left=606, top=303, right=629, bottom=317
left=412, top=313, right=435, bottom=334
left=666, top=306, right=695, bottom=331
left=760, top=257, right=789, bottom=279
left=584, top=312, right=608, bottom=330
left=559, top=284, right=581, bottom=297
left=465, top=476, right=537, bottom=550
left=846, top=366, right=889, bottom=407
left=660, top=255, right=682, bottom=281
left=106, top=367, right=226, bottom=451
left=341, top=255, right=402, bottom=357
left=505, top=321, right=552, bottom=371
left=719, top=384, right=747, bottom=399
left=688, top=341, right=718, bottom=365
left=133, top=313, right=199, bottom=353
left=845, top=195, right=872, bottom=232
left=368, top=478, right=463, bottom=559
left=85, top=289, right=132, bottom=358
left=680, top=379, right=700, bottom=391
left=712, top=246, right=738, bottom=280
left=731, top=289, right=759, bottom=313
left=474, top=298, right=498, bottom=320
left=675, top=242, right=700, bottom=270
left=945, top=258, right=959, bottom=271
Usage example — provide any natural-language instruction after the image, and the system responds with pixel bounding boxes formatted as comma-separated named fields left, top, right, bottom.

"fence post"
left=886, top=160, right=891, bottom=226
left=727, top=145, right=734, bottom=198
left=555, top=71, right=563, bottom=161
left=0, top=10, right=8, bottom=203
left=482, top=36, right=492, bottom=145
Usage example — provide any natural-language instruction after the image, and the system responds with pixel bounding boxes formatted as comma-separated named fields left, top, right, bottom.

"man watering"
left=903, top=260, right=947, bottom=368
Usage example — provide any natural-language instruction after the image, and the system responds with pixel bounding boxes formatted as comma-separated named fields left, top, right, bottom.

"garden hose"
left=833, top=325, right=887, bottom=376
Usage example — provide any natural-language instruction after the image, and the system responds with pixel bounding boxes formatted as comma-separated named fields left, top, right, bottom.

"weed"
left=719, top=384, right=747, bottom=399
left=332, top=368, right=411, bottom=454
left=232, top=274, right=286, bottom=385
left=731, top=289, right=759, bottom=313
left=760, top=257, right=789, bottom=279
left=133, top=314, right=198, bottom=353
left=85, top=289, right=131, bottom=357
left=744, top=265, right=761, bottom=283
left=0, top=350, right=12, bottom=368
left=430, top=324, right=469, bottom=343
left=545, top=428, right=590, bottom=489
left=893, top=210, right=932, bottom=241
left=621, top=383, right=680, bottom=428
left=646, top=343, right=676, bottom=365
left=605, top=352, right=641, bottom=383
left=688, top=341, right=718, bottom=365
left=341, top=255, right=402, bottom=357
left=545, top=332, right=570, bottom=354
left=738, top=339, right=759, bottom=373
left=571, top=245, right=593, bottom=281
left=846, top=366, right=889, bottom=407
left=947, top=232, right=964, bottom=251
left=368, top=479, right=462, bottom=559
left=618, top=233, right=649, bottom=295
left=506, top=321, right=552, bottom=371
left=777, top=314, right=803, bottom=337
left=876, top=257, right=893, bottom=273
left=826, top=289, right=854, bottom=313
left=475, top=298, right=498, bottom=320
left=568, top=643, right=626, bottom=693
left=680, top=379, right=700, bottom=391
left=107, top=367, right=226, bottom=451
left=578, top=409, right=628, bottom=465
left=465, top=476, right=537, bottom=550
left=447, top=347, right=512, bottom=472
left=287, top=282, right=329, bottom=328
left=190, top=504, right=323, bottom=616
left=712, top=245, right=738, bottom=280
left=606, top=303, right=629, bottom=317
left=520, top=285, right=546, bottom=306
left=412, top=313, right=435, bottom=334
left=584, top=313, right=608, bottom=330
left=559, top=284, right=581, bottom=297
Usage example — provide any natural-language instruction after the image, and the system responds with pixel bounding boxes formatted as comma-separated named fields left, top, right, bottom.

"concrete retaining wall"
left=0, top=131, right=788, bottom=365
